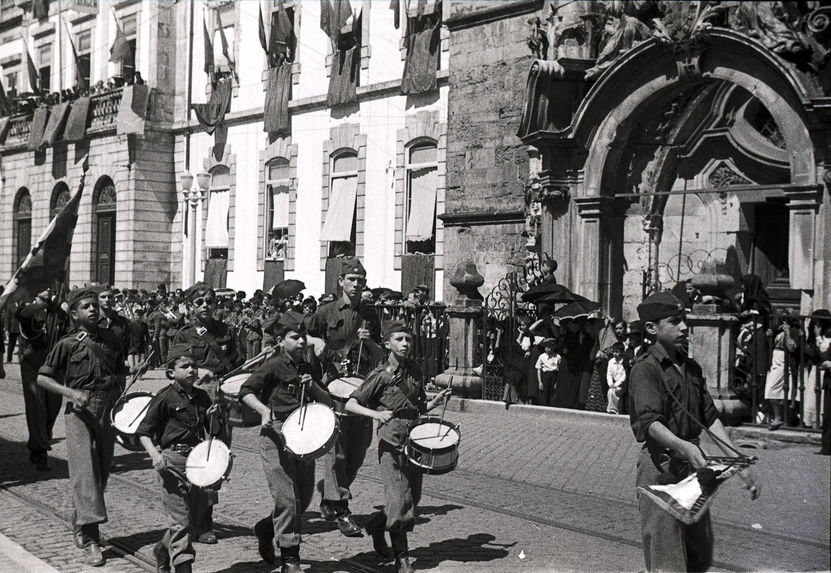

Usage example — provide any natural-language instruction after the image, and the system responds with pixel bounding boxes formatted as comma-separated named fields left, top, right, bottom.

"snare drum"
left=185, top=439, right=233, bottom=489
left=282, top=403, right=339, bottom=460
left=326, top=376, right=363, bottom=414
left=111, top=392, right=154, bottom=451
left=405, top=417, right=461, bottom=475
left=220, top=373, right=260, bottom=427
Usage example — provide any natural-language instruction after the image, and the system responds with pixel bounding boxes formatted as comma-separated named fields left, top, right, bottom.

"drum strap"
left=200, top=330, right=235, bottom=375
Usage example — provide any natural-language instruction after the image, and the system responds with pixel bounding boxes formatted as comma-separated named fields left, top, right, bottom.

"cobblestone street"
left=0, top=366, right=828, bottom=572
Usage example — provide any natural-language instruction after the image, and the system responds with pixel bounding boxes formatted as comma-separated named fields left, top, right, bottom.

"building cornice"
left=438, top=209, right=525, bottom=227
left=444, top=0, right=543, bottom=31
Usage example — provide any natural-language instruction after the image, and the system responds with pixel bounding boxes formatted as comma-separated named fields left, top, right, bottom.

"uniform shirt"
left=304, top=298, right=381, bottom=377
left=98, top=311, right=130, bottom=359
left=351, top=360, right=426, bottom=448
left=173, top=320, right=240, bottom=378
left=239, top=349, right=332, bottom=421
left=628, top=342, right=718, bottom=446
left=135, top=382, right=214, bottom=449
left=38, top=329, right=126, bottom=391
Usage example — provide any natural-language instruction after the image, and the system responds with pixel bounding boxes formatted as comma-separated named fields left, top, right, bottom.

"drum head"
left=186, top=440, right=231, bottom=488
left=283, top=403, right=337, bottom=457
left=112, top=393, right=154, bottom=434
left=409, top=421, right=461, bottom=449
left=220, top=373, right=250, bottom=397
left=327, top=377, right=363, bottom=400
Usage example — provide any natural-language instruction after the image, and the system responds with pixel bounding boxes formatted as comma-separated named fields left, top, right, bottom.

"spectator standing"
left=127, top=305, right=151, bottom=372
left=535, top=338, right=561, bottom=407
left=5, top=298, right=20, bottom=363
left=605, top=342, right=626, bottom=414
left=764, top=318, right=797, bottom=430
left=803, top=310, right=831, bottom=432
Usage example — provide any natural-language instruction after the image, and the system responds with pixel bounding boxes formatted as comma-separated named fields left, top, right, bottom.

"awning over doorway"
left=205, top=189, right=230, bottom=248
left=320, top=176, right=357, bottom=242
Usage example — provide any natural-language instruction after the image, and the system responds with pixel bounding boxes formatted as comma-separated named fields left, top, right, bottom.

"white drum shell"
left=185, top=440, right=231, bottom=488
left=282, top=403, right=339, bottom=460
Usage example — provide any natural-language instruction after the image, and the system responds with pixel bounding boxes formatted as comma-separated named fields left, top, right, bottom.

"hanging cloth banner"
left=401, top=22, right=440, bottom=95
left=28, top=107, right=49, bottom=151
left=192, top=78, right=232, bottom=135
left=116, top=84, right=150, bottom=135
left=63, top=97, right=90, bottom=142
left=264, top=62, right=291, bottom=136
left=0, top=117, right=10, bottom=144
left=40, top=102, right=71, bottom=147
left=327, top=46, right=359, bottom=106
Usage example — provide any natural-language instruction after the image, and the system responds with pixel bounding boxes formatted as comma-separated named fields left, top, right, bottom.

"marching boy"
left=345, top=321, right=451, bottom=573
left=239, top=311, right=334, bottom=573
left=135, top=344, right=224, bottom=573
left=37, top=287, right=127, bottom=567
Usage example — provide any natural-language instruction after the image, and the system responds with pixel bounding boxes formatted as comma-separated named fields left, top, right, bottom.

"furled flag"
left=66, top=26, right=87, bottom=91
left=258, top=4, right=269, bottom=54
left=0, top=158, right=89, bottom=309
left=217, top=16, right=234, bottom=73
left=203, top=17, right=214, bottom=75
left=0, top=78, right=9, bottom=116
left=27, top=49, right=40, bottom=92
left=109, top=14, right=132, bottom=63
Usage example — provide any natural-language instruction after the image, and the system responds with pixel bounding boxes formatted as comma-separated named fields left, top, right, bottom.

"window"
left=265, top=158, right=290, bottom=261
left=404, top=142, right=437, bottom=254
left=5, top=70, right=18, bottom=98
left=321, top=151, right=358, bottom=257
left=205, top=166, right=231, bottom=259
left=51, top=183, right=71, bottom=218
left=214, top=5, right=235, bottom=74
left=13, top=189, right=32, bottom=270
left=78, top=31, right=92, bottom=88
left=38, top=44, right=51, bottom=93
left=120, top=14, right=137, bottom=80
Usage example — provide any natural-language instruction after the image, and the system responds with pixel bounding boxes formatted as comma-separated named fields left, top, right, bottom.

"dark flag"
left=320, top=0, right=333, bottom=40
left=258, top=4, right=269, bottom=54
left=67, top=30, right=87, bottom=91
left=217, top=16, right=234, bottom=74
left=269, top=1, right=295, bottom=66
left=0, top=159, right=89, bottom=309
left=27, top=50, right=39, bottom=92
left=203, top=17, right=214, bottom=75
left=33, top=0, right=49, bottom=21
left=0, top=78, right=9, bottom=116
left=109, top=16, right=132, bottom=63
left=192, top=78, right=232, bottom=135
left=390, top=0, right=400, bottom=29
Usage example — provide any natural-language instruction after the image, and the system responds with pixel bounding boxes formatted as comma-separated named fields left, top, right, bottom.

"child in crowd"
left=127, top=304, right=150, bottom=372
left=606, top=342, right=626, bottom=414
left=136, top=344, right=223, bottom=573
left=535, top=337, right=561, bottom=407
left=345, top=321, right=451, bottom=573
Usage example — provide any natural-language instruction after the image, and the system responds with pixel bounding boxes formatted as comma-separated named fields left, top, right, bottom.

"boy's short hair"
left=611, top=342, right=625, bottom=353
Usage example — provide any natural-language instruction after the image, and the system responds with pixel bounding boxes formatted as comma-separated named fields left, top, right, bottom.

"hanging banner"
left=68, top=0, right=99, bottom=15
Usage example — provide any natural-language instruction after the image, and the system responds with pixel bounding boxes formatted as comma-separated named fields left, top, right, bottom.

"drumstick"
left=120, top=348, right=156, bottom=398
left=355, top=319, right=367, bottom=375
left=129, top=398, right=154, bottom=426
left=206, top=436, right=214, bottom=462
left=437, top=392, right=450, bottom=437
left=298, top=381, right=306, bottom=429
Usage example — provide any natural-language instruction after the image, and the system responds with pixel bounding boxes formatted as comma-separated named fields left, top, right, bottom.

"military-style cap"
left=415, top=283, right=430, bottom=293
left=269, top=310, right=306, bottom=336
left=383, top=320, right=410, bottom=338
left=166, top=343, right=196, bottom=368
left=66, top=287, right=100, bottom=309
left=339, top=256, right=366, bottom=277
left=319, top=293, right=337, bottom=304
left=637, top=291, right=685, bottom=323
left=183, top=282, right=213, bottom=302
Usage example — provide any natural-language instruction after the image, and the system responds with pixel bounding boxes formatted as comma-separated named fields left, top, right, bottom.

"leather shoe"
left=365, top=521, right=391, bottom=557
left=337, top=514, right=363, bottom=537
left=72, top=526, right=85, bottom=549
left=254, top=518, right=276, bottom=564
left=318, top=503, right=336, bottom=521
left=82, top=541, right=106, bottom=567
left=196, top=530, right=218, bottom=544
left=36, top=454, right=50, bottom=471
left=281, top=558, right=303, bottom=573
left=396, top=555, right=415, bottom=573
left=153, top=542, right=171, bottom=573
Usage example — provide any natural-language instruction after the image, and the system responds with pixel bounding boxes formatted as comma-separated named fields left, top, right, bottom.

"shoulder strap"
left=76, top=334, right=119, bottom=378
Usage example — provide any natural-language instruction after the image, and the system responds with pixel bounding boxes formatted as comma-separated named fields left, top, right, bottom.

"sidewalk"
left=0, top=532, right=61, bottom=573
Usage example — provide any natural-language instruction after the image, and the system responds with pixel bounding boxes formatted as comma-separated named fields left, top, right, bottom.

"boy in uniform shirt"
left=135, top=344, right=224, bottom=573
left=345, top=321, right=451, bottom=573
left=239, top=311, right=333, bottom=573
left=36, top=287, right=128, bottom=567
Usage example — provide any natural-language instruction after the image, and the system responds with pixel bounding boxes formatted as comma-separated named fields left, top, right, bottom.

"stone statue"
left=527, top=16, right=550, bottom=59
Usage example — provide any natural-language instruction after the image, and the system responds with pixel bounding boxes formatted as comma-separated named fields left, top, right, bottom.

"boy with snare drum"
left=345, top=321, right=451, bottom=573
left=135, top=344, right=224, bottom=573
left=239, top=311, right=333, bottom=573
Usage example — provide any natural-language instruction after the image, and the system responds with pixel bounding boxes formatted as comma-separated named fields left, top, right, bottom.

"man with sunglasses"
left=305, top=256, right=383, bottom=537
left=173, top=284, right=240, bottom=544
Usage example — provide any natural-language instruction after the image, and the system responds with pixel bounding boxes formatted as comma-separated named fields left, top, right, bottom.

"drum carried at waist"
left=281, top=402, right=339, bottom=460
left=185, top=439, right=233, bottom=489
left=111, top=392, right=154, bottom=451
left=326, top=376, right=363, bottom=414
left=404, top=417, right=461, bottom=475
left=220, top=373, right=261, bottom=427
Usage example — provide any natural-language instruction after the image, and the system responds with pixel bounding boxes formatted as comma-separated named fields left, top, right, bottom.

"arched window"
left=50, top=182, right=71, bottom=219
left=13, top=189, right=32, bottom=269
left=265, top=158, right=290, bottom=261
left=92, top=177, right=117, bottom=285
left=321, top=150, right=357, bottom=257
left=404, top=140, right=437, bottom=255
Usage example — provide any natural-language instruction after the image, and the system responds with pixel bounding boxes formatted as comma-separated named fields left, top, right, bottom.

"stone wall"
left=444, top=1, right=541, bottom=296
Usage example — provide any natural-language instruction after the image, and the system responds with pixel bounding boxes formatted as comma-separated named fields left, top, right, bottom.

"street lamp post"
left=179, top=172, right=209, bottom=286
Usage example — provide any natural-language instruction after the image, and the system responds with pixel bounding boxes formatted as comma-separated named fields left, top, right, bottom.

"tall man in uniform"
left=37, top=287, right=127, bottom=567
left=173, top=284, right=240, bottom=544
left=305, top=256, right=384, bottom=536
left=629, top=291, right=758, bottom=571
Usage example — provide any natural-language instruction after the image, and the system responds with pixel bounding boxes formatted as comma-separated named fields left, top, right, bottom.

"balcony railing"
left=0, top=87, right=122, bottom=151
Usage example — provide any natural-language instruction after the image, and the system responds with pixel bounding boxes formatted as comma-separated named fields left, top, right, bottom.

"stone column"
left=434, top=261, right=484, bottom=397
left=783, top=185, right=822, bottom=292
left=574, top=196, right=616, bottom=303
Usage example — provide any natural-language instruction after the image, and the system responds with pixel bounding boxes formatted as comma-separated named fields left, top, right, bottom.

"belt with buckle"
left=167, top=444, right=194, bottom=455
